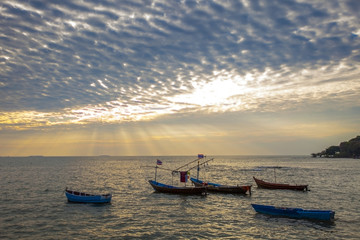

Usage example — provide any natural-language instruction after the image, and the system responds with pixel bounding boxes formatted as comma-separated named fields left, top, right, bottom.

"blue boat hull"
left=251, top=204, right=335, bottom=221
left=65, top=190, right=112, bottom=203
left=149, top=180, right=206, bottom=195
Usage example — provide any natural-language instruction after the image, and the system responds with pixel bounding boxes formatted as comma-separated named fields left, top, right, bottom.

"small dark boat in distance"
left=148, top=180, right=207, bottom=195
left=251, top=204, right=335, bottom=221
left=190, top=177, right=251, bottom=194
left=253, top=176, right=308, bottom=191
left=65, top=189, right=112, bottom=203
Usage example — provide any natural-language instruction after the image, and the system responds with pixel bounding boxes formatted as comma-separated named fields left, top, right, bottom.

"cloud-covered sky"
left=1, top=0, right=359, bottom=156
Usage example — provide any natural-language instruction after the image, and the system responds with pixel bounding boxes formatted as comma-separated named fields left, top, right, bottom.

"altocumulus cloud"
left=0, top=0, right=359, bottom=130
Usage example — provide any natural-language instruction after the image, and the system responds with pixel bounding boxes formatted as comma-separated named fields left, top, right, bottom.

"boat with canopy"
left=65, top=188, right=112, bottom=203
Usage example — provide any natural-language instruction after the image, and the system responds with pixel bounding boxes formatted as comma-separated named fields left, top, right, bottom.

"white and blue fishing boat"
left=148, top=155, right=208, bottom=195
left=65, top=188, right=112, bottom=203
left=251, top=204, right=335, bottom=221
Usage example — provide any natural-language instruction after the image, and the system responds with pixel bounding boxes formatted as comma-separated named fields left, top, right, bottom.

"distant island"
left=312, top=136, right=360, bottom=158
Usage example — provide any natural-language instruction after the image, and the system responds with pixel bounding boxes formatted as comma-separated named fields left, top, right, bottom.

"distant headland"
left=312, top=135, right=360, bottom=158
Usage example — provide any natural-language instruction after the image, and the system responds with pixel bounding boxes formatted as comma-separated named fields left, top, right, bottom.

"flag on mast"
left=180, top=171, right=188, bottom=182
left=156, top=159, right=162, bottom=165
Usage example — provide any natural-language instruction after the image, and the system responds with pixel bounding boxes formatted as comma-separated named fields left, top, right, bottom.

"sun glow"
left=168, top=71, right=251, bottom=110
left=1, top=61, right=360, bottom=131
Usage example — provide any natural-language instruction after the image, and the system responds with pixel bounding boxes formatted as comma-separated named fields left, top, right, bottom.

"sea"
left=1, top=155, right=359, bottom=240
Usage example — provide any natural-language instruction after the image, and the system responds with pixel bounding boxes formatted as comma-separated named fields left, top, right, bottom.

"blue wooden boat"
left=190, top=177, right=251, bottom=194
left=65, top=189, right=112, bottom=203
left=149, top=180, right=207, bottom=195
left=251, top=204, right=335, bottom=221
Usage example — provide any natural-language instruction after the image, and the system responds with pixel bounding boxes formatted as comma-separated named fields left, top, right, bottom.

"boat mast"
left=197, top=160, right=200, bottom=179
left=155, top=165, right=158, bottom=182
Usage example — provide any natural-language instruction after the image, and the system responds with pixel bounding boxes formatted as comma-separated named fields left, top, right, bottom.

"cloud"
left=0, top=0, right=359, bottom=130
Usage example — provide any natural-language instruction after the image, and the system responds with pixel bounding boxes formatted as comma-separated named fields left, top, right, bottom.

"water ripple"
left=0, top=156, right=358, bottom=239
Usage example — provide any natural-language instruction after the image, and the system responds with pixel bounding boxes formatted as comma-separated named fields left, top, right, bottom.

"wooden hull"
left=190, top=178, right=251, bottom=194
left=149, top=180, right=206, bottom=195
left=253, top=176, right=308, bottom=191
left=65, top=189, right=112, bottom=203
left=251, top=204, right=335, bottom=221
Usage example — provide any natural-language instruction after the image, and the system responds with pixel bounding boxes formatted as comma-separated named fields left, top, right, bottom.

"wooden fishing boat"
left=251, top=204, right=335, bottom=221
left=65, top=189, right=112, bottom=203
left=148, top=180, right=207, bottom=195
left=190, top=177, right=251, bottom=194
left=253, top=176, right=308, bottom=191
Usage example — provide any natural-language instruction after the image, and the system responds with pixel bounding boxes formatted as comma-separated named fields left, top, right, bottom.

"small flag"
left=156, top=159, right=162, bottom=165
left=198, top=154, right=204, bottom=159
left=180, top=171, right=188, bottom=182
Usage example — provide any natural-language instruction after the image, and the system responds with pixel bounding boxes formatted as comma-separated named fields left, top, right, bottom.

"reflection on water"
left=0, top=155, right=359, bottom=239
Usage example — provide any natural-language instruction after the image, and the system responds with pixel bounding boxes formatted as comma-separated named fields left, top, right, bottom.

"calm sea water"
left=1, top=155, right=359, bottom=239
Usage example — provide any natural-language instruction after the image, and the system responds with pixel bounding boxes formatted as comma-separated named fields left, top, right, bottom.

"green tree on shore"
left=312, top=136, right=360, bottom=158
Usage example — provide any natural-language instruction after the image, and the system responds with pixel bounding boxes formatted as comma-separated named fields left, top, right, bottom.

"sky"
left=0, top=0, right=359, bottom=156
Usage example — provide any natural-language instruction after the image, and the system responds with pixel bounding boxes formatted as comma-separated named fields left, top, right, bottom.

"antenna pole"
left=155, top=165, right=158, bottom=182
